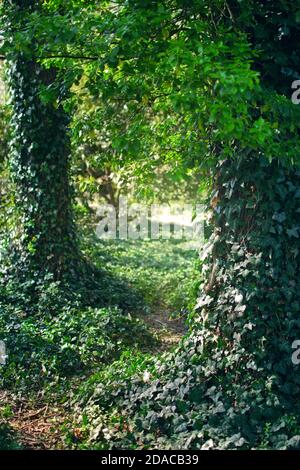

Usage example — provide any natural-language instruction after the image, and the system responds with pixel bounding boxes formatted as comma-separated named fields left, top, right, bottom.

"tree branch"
left=40, top=54, right=100, bottom=61
left=0, top=54, right=99, bottom=61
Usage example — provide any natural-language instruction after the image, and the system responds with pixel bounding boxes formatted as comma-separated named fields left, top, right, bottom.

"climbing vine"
left=1, top=0, right=79, bottom=303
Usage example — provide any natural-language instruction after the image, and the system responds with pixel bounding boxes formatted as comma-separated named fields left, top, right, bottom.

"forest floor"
left=0, top=391, right=67, bottom=449
left=0, top=237, right=198, bottom=449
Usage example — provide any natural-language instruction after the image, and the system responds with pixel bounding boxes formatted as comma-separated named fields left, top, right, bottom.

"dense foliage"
left=1, top=0, right=300, bottom=451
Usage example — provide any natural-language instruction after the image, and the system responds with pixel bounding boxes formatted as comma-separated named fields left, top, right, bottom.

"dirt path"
left=0, top=391, right=68, bottom=449
left=141, top=303, right=187, bottom=353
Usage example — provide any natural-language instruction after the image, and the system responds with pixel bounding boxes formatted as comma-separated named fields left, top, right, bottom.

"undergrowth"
left=0, top=237, right=196, bottom=404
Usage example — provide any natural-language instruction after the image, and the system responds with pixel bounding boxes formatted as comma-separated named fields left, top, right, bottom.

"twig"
left=0, top=54, right=100, bottom=61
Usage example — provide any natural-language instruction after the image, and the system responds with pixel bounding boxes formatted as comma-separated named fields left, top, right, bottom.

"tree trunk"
left=4, top=0, right=77, bottom=282
left=195, top=155, right=300, bottom=428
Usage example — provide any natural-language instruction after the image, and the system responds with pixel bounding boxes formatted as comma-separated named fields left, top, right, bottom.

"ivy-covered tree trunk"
left=200, top=155, right=300, bottom=378
left=4, top=0, right=77, bottom=282
left=177, top=155, right=300, bottom=447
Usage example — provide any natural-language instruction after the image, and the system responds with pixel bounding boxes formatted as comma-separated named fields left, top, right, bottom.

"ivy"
left=78, top=156, right=300, bottom=450
left=1, top=1, right=77, bottom=288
